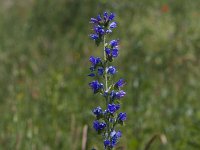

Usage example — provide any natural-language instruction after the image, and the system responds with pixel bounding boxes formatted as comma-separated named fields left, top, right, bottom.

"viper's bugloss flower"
left=109, top=13, right=115, bottom=21
left=103, top=12, right=108, bottom=21
left=110, top=130, right=122, bottom=147
left=107, top=104, right=120, bottom=114
left=109, top=22, right=117, bottom=29
left=110, top=90, right=116, bottom=100
left=94, top=25, right=105, bottom=35
left=90, top=14, right=102, bottom=24
left=112, top=48, right=119, bottom=57
left=104, top=140, right=110, bottom=148
left=107, top=66, right=117, bottom=75
left=116, top=90, right=126, bottom=99
left=89, top=12, right=117, bottom=46
left=89, top=12, right=126, bottom=149
left=110, top=40, right=119, bottom=48
left=89, top=56, right=101, bottom=66
left=104, top=130, right=122, bottom=148
left=89, top=80, right=103, bottom=93
left=105, top=48, right=111, bottom=55
left=106, top=29, right=112, bottom=33
left=90, top=34, right=99, bottom=40
left=103, top=12, right=116, bottom=22
left=93, top=120, right=106, bottom=131
left=118, top=112, right=127, bottom=122
left=88, top=73, right=95, bottom=77
left=93, top=106, right=103, bottom=116
left=98, top=67, right=104, bottom=76
left=115, top=79, right=126, bottom=89
left=97, top=15, right=102, bottom=21
left=90, top=18, right=99, bottom=24
left=110, top=90, right=126, bottom=100
left=105, top=47, right=119, bottom=60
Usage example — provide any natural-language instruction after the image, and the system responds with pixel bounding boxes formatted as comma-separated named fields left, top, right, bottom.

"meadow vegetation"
left=0, top=0, right=200, bottom=149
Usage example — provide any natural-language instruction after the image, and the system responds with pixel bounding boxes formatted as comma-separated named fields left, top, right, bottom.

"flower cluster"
left=105, top=40, right=119, bottom=62
left=90, top=12, right=117, bottom=46
left=88, top=12, right=127, bottom=150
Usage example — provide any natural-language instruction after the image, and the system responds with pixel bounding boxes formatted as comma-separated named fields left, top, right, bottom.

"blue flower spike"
left=88, top=12, right=126, bottom=149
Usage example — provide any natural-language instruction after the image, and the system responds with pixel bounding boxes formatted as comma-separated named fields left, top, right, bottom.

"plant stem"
left=103, top=36, right=108, bottom=92
left=103, top=35, right=111, bottom=150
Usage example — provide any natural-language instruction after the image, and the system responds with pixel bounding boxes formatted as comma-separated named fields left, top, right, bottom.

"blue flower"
left=110, top=90, right=116, bottom=100
left=111, top=131, right=121, bottom=147
left=89, top=12, right=117, bottom=46
left=90, top=18, right=98, bottom=24
left=115, top=78, right=126, bottom=89
left=99, top=123, right=106, bottom=130
left=109, top=13, right=115, bottom=21
left=94, top=25, right=105, bottom=35
left=90, top=13, right=110, bottom=24
left=104, top=140, right=110, bottom=148
left=112, top=48, right=119, bottom=57
left=97, top=14, right=102, bottom=21
left=90, top=34, right=99, bottom=40
left=110, top=130, right=121, bottom=138
left=118, top=112, right=127, bottom=122
left=106, top=21, right=117, bottom=34
left=107, top=104, right=120, bottom=114
left=103, top=131, right=122, bottom=148
left=89, top=56, right=101, bottom=66
left=98, top=67, right=104, bottom=76
left=110, top=90, right=126, bottom=100
left=105, top=48, right=111, bottom=55
left=93, top=120, right=106, bottom=131
left=110, top=40, right=119, bottom=48
left=115, top=131, right=122, bottom=138
left=105, top=47, right=119, bottom=60
left=103, top=12, right=109, bottom=21
left=107, top=66, right=117, bottom=75
left=93, top=106, right=103, bottom=116
left=106, top=29, right=112, bottom=33
left=116, top=90, right=126, bottom=99
left=93, top=121, right=99, bottom=131
left=88, top=73, right=95, bottom=77
left=109, top=22, right=117, bottom=29
left=89, top=12, right=126, bottom=149
left=89, top=80, right=103, bottom=94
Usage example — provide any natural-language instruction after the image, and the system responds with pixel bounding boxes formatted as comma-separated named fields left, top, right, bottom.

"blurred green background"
left=0, top=0, right=200, bottom=149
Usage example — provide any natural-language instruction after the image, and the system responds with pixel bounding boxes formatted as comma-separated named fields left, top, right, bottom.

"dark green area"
left=0, top=0, right=200, bottom=149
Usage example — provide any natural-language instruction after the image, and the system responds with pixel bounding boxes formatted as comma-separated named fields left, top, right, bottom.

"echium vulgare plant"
left=88, top=12, right=127, bottom=150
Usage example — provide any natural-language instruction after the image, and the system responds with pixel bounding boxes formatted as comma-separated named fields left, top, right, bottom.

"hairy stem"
left=103, top=35, right=111, bottom=150
left=103, top=36, right=108, bottom=92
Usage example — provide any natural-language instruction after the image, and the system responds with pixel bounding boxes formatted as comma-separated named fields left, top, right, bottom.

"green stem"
left=103, top=36, right=108, bottom=92
left=103, top=35, right=111, bottom=150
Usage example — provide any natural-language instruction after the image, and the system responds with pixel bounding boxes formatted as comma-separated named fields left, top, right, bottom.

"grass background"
left=0, top=0, right=200, bottom=149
